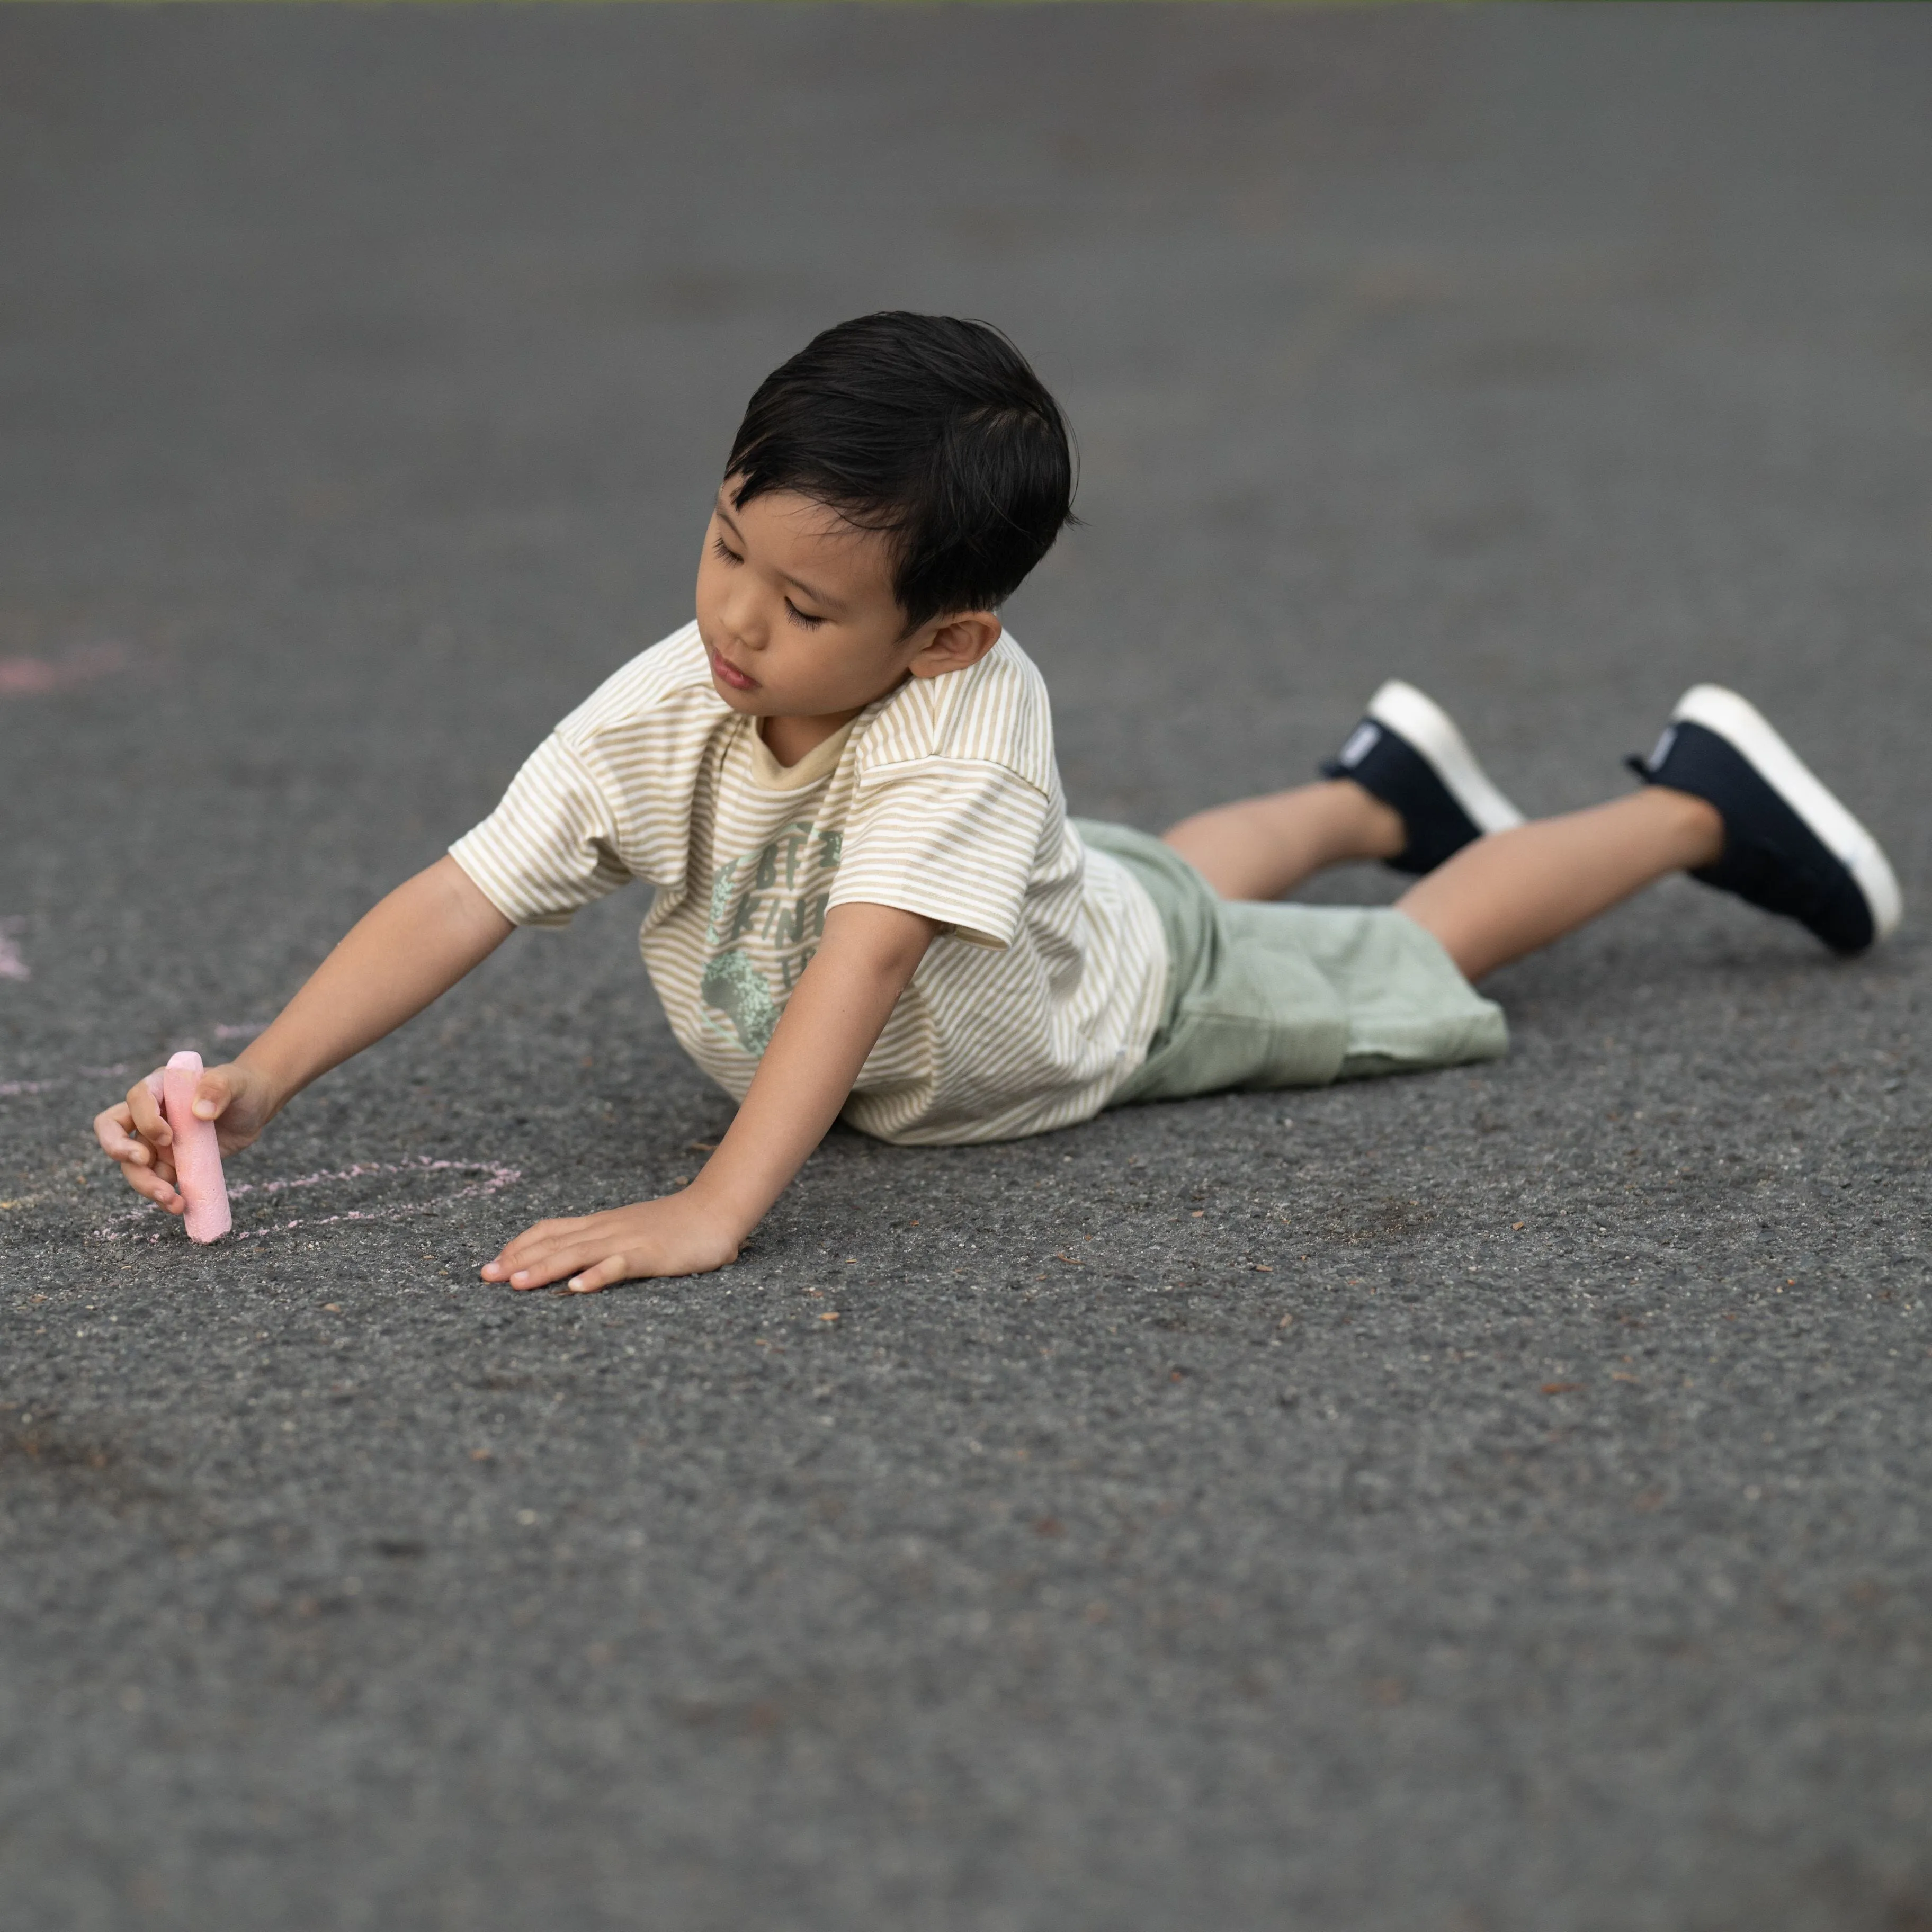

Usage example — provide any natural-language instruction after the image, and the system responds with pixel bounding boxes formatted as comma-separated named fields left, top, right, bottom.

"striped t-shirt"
left=449, top=622, right=1168, bottom=1145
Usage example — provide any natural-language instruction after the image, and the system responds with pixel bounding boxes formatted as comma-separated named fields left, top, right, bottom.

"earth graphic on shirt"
left=699, top=818, right=843, bottom=1054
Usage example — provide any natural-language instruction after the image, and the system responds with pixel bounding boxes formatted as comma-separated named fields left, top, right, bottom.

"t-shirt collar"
left=746, top=714, right=858, bottom=792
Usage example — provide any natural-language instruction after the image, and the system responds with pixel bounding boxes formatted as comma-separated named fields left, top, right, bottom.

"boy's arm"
left=481, top=900, right=938, bottom=1292
left=95, top=855, right=514, bottom=1211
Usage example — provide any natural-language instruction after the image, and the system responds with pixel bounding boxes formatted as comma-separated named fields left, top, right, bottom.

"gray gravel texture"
left=4, top=7, right=1931, bottom=1930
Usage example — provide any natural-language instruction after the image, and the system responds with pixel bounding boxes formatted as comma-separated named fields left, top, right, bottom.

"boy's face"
left=695, top=482, right=999, bottom=725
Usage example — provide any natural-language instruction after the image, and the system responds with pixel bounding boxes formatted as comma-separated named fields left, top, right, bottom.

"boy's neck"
left=758, top=707, right=865, bottom=770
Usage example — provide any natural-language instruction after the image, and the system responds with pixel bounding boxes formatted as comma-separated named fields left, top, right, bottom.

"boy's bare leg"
left=1397, top=788, right=1724, bottom=981
left=1162, top=779, right=1406, bottom=901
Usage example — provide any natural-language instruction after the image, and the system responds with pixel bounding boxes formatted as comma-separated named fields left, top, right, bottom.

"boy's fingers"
left=482, top=1218, right=585, bottom=1278
left=501, top=1236, right=636, bottom=1291
left=127, top=1076, right=171, bottom=1146
left=506, top=1217, right=577, bottom=1250
left=488, top=1234, right=560, bottom=1286
left=96, top=1096, right=178, bottom=1189
left=192, top=1070, right=235, bottom=1121
left=120, top=1162, right=183, bottom=1211
left=507, top=1251, right=582, bottom=1290
left=505, top=1239, right=605, bottom=1289
left=565, top=1257, right=629, bottom=1294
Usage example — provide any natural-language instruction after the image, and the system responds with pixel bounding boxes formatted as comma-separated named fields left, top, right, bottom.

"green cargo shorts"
left=1077, top=820, right=1509, bottom=1106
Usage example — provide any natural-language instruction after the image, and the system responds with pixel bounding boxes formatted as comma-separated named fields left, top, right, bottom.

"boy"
left=95, top=312, right=1902, bottom=1292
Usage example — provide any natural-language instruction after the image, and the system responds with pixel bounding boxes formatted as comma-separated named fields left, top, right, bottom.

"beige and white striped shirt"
left=449, top=622, right=1167, bottom=1144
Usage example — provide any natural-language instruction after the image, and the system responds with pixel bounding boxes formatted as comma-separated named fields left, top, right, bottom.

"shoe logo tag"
left=1338, top=722, right=1381, bottom=768
left=1648, top=726, right=1677, bottom=773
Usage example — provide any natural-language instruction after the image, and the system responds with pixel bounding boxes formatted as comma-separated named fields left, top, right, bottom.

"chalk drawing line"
left=14, top=1052, right=524, bottom=1244
left=91, top=1155, right=524, bottom=1245
left=0, top=641, right=138, bottom=699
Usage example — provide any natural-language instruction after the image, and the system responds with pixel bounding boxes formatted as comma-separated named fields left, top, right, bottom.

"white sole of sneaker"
left=1670, top=684, right=1903, bottom=942
left=1365, top=679, right=1525, bottom=836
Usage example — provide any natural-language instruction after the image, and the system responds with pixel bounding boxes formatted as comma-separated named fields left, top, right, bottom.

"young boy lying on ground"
left=95, top=312, right=1902, bottom=1291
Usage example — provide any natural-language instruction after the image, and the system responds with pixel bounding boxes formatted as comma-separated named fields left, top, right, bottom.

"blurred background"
left=5, top=3, right=1929, bottom=1025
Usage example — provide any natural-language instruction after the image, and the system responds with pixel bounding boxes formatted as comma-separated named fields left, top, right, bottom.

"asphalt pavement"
left=4, top=7, right=1931, bottom=1929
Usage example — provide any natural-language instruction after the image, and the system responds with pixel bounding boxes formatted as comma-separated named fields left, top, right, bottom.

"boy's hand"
left=94, top=1061, right=278, bottom=1215
left=88, top=857, right=515, bottom=1220
left=481, top=1192, right=745, bottom=1293
left=477, top=902, right=936, bottom=1295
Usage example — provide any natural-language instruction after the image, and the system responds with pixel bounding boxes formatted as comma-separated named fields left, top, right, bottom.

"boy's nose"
left=720, top=586, right=767, bottom=652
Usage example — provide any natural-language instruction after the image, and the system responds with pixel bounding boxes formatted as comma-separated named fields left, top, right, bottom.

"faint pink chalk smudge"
left=0, top=925, right=27, bottom=981
left=90, top=1155, right=523, bottom=1244
left=0, top=643, right=132, bottom=699
left=212, top=1022, right=268, bottom=1041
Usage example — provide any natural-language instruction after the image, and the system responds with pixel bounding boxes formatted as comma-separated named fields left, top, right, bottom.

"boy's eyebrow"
left=713, top=498, right=850, bottom=615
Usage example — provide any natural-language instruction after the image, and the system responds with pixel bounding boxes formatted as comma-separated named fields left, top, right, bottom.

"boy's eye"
left=711, top=533, right=741, bottom=565
left=784, top=600, right=826, bottom=629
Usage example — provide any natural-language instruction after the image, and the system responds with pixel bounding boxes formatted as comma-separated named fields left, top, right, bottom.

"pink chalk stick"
left=159, top=1050, right=231, bottom=1243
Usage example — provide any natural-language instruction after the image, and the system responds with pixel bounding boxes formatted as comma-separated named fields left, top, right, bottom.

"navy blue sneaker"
left=1320, top=679, right=1525, bottom=875
left=1628, top=685, right=1901, bottom=955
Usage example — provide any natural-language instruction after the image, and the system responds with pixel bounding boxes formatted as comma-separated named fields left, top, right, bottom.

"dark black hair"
left=726, top=312, right=1077, bottom=631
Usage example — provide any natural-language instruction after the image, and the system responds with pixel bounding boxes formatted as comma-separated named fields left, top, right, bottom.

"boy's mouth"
left=709, top=647, right=759, bottom=693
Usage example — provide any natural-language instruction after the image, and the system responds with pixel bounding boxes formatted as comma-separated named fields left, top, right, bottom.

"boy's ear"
left=906, top=611, right=1003, bottom=680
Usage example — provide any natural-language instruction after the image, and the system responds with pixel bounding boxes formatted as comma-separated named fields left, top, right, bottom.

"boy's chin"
left=708, top=675, right=768, bottom=714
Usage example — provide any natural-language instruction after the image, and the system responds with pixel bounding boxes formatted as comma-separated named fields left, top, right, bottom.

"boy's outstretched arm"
left=95, top=855, right=514, bottom=1212
left=482, top=900, right=938, bottom=1293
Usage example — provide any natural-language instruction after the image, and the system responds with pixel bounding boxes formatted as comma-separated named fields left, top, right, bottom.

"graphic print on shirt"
left=699, top=818, right=844, bottom=1054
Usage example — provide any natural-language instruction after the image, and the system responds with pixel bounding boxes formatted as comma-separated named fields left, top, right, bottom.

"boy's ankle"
left=1644, top=785, right=1726, bottom=870
left=1326, top=777, right=1407, bottom=863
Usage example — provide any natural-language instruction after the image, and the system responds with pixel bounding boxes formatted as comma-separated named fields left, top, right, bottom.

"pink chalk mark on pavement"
left=0, top=643, right=133, bottom=699
left=0, top=919, right=28, bottom=982
left=91, top=1156, right=524, bottom=1245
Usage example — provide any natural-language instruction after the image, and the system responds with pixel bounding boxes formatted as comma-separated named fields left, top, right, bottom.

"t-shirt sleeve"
left=448, top=734, right=634, bottom=928
left=829, top=757, right=1050, bottom=949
